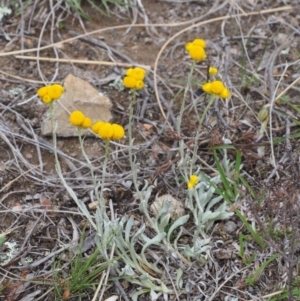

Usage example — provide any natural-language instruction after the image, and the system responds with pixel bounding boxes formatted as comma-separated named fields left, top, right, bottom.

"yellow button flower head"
left=123, top=76, right=137, bottom=89
left=123, top=67, right=146, bottom=90
left=48, top=84, right=64, bottom=100
left=219, top=88, right=230, bottom=99
left=81, top=117, right=92, bottom=129
left=69, top=111, right=85, bottom=126
left=210, top=81, right=225, bottom=94
left=202, top=83, right=212, bottom=94
left=209, top=67, right=218, bottom=75
left=37, top=86, right=48, bottom=98
left=42, top=95, right=52, bottom=104
left=202, top=80, right=230, bottom=99
left=135, top=80, right=144, bottom=90
left=37, top=84, right=64, bottom=104
left=187, top=174, right=199, bottom=189
left=185, top=42, right=193, bottom=51
left=192, top=39, right=206, bottom=48
left=131, top=67, right=146, bottom=81
left=126, top=68, right=134, bottom=76
left=188, top=46, right=206, bottom=61
left=92, top=121, right=105, bottom=134
left=98, top=122, right=114, bottom=140
left=185, top=39, right=207, bottom=61
left=111, top=124, right=125, bottom=140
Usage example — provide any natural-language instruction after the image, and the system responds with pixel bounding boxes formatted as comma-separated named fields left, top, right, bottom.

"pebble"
left=25, top=153, right=33, bottom=159
left=150, top=194, right=185, bottom=220
left=223, top=221, right=237, bottom=234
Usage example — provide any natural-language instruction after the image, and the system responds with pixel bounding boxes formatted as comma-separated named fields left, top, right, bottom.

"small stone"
left=223, top=221, right=237, bottom=234
left=150, top=194, right=185, bottom=220
left=25, top=153, right=33, bottom=159
left=144, top=37, right=152, bottom=44
left=41, top=74, right=112, bottom=137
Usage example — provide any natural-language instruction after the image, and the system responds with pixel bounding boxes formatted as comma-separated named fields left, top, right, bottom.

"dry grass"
left=1, top=0, right=300, bottom=300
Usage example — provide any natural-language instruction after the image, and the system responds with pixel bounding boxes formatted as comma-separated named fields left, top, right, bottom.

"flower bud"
left=258, top=107, right=268, bottom=122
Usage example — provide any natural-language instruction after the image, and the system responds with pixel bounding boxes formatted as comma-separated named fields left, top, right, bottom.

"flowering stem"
left=49, top=102, right=59, bottom=165
left=78, top=128, right=101, bottom=204
left=49, top=103, right=97, bottom=229
left=99, top=139, right=110, bottom=211
left=128, top=89, right=140, bottom=194
left=177, top=61, right=196, bottom=179
left=177, top=61, right=196, bottom=134
left=189, top=95, right=217, bottom=174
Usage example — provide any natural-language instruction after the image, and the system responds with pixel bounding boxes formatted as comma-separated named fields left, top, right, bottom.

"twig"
left=15, top=55, right=151, bottom=70
left=207, top=265, right=249, bottom=301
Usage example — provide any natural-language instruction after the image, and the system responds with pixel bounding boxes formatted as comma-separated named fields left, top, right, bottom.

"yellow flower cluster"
left=69, top=112, right=125, bottom=140
left=187, top=174, right=199, bottom=189
left=209, top=67, right=218, bottom=75
left=37, top=84, right=64, bottom=104
left=202, top=80, right=230, bottom=99
left=123, top=67, right=146, bottom=90
left=69, top=111, right=92, bottom=128
left=92, top=121, right=125, bottom=141
left=185, top=39, right=207, bottom=61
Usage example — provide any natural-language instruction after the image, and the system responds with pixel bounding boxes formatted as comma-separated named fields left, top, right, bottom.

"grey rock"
left=223, top=221, right=237, bottom=234
left=150, top=194, right=185, bottom=220
left=41, top=74, right=112, bottom=137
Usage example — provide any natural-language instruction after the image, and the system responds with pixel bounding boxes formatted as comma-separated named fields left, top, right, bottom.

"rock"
left=150, top=194, right=185, bottom=220
left=41, top=74, right=112, bottom=137
left=25, top=153, right=33, bottom=159
left=223, top=221, right=237, bottom=234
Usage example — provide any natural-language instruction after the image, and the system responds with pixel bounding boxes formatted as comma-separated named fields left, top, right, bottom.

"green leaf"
left=0, top=234, right=6, bottom=246
left=167, top=215, right=189, bottom=243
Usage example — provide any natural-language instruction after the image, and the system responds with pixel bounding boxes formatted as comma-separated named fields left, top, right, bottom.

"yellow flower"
left=37, top=86, right=49, bottom=98
left=210, top=81, right=225, bottom=94
left=123, top=67, right=146, bottom=90
left=202, top=83, right=212, bottom=94
left=187, top=174, right=199, bottom=189
left=185, top=39, right=207, bottom=61
left=98, top=122, right=113, bottom=140
left=111, top=124, right=125, bottom=140
left=81, top=117, right=92, bottom=129
left=135, top=80, right=144, bottom=90
left=47, top=84, right=64, bottom=99
left=192, top=39, right=206, bottom=48
left=37, top=84, right=64, bottom=104
left=131, top=67, right=146, bottom=81
left=92, top=121, right=105, bottom=134
left=42, top=95, right=52, bottom=104
left=219, top=88, right=230, bottom=99
left=187, top=46, right=206, bottom=61
left=202, top=80, right=230, bottom=99
left=185, top=42, right=193, bottom=51
left=126, top=68, right=134, bottom=76
left=209, top=67, right=218, bottom=75
left=123, top=76, right=137, bottom=89
left=69, top=111, right=85, bottom=126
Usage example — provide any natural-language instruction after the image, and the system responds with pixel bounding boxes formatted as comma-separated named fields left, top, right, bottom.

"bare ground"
left=1, top=0, right=300, bottom=300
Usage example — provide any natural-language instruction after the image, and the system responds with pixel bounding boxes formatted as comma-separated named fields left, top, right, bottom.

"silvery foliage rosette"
left=184, top=174, right=233, bottom=259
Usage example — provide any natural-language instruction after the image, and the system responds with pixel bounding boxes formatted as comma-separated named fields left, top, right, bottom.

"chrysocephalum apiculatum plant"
left=34, top=36, right=236, bottom=299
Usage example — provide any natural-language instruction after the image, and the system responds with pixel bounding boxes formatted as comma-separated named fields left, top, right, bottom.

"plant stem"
left=189, top=95, right=216, bottom=175
left=127, top=89, right=140, bottom=194
left=177, top=61, right=196, bottom=178
left=177, top=61, right=196, bottom=134
left=99, top=139, right=110, bottom=215
left=50, top=102, right=97, bottom=229
left=78, top=128, right=101, bottom=203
